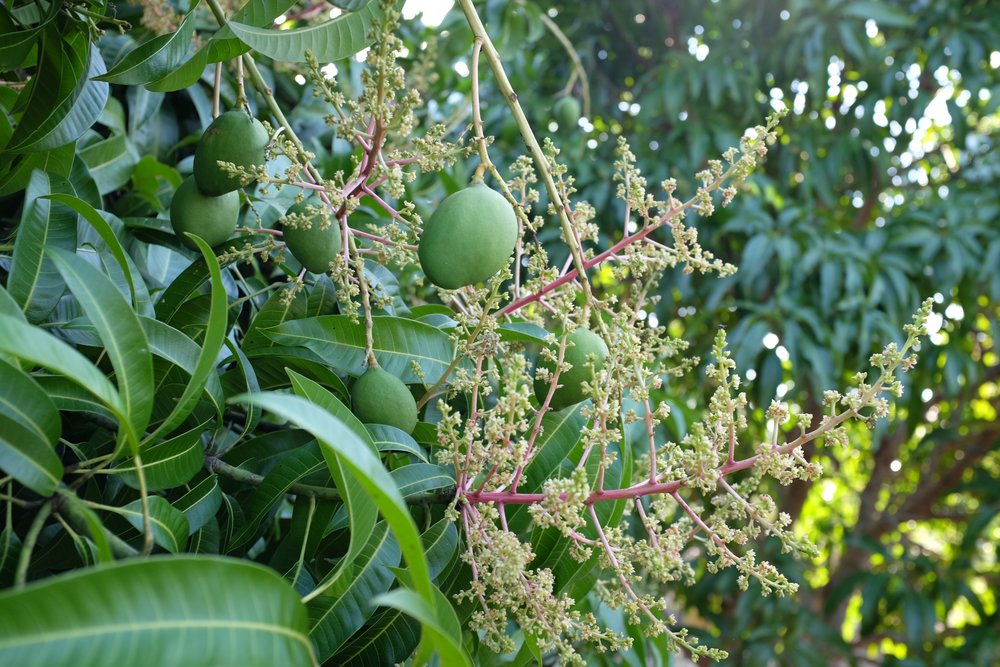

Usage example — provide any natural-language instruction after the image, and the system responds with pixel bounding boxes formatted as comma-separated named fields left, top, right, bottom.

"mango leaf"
left=96, top=5, right=198, bottom=85
left=7, top=170, right=77, bottom=322
left=0, top=315, right=124, bottom=418
left=390, top=464, right=454, bottom=500
left=115, top=422, right=206, bottom=491
left=233, top=392, right=436, bottom=605
left=227, top=0, right=384, bottom=63
left=287, top=372, right=378, bottom=591
left=143, top=235, right=229, bottom=442
left=308, top=522, right=401, bottom=662
left=145, top=0, right=297, bottom=92
left=842, top=1, right=916, bottom=28
left=119, top=496, right=189, bottom=553
left=49, top=248, right=154, bottom=444
left=4, top=33, right=108, bottom=153
left=366, top=423, right=428, bottom=462
left=229, top=442, right=328, bottom=550
left=0, top=556, right=315, bottom=666
left=175, top=475, right=224, bottom=535
left=0, top=359, right=62, bottom=495
left=44, top=193, right=137, bottom=307
left=77, top=134, right=139, bottom=195
left=0, top=412, right=62, bottom=496
left=266, top=315, right=456, bottom=384
left=373, top=587, right=470, bottom=667
left=140, top=317, right=225, bottom=419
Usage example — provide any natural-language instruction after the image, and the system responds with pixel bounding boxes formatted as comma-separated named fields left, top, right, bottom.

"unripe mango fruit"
left=534, top=328, right=609, bottom=410
left=194, top=110, right=269, bottom=196
left=169, top=176, right=239, bottom=248
left=554, top=96, right=581, bottom=129
left=282, top=198, right=342, bottom=274
left=351, top=367, right=418, bottom=434
left=418, top=183, right=517, bottom=289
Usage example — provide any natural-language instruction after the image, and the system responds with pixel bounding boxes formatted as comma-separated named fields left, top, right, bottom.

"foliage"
left=0, top=1, right=991, bottom=666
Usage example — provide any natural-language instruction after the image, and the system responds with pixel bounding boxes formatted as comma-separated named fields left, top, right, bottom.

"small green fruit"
left=169, top=176, right=239, bottom=248
left=534, top=328, right=609, bottom=410
left=554, top=97, right=581, bottom=130
left=193, top=110, right=269, bottom=196
left=418, top=183, right=518, bottom=289
left=282, top=198, right=342, bottom=274
left=351, top=367, right=418, bottom=434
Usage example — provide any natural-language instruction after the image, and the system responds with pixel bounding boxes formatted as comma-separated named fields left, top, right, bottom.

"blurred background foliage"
left=398, top=0, right=999, bottom=664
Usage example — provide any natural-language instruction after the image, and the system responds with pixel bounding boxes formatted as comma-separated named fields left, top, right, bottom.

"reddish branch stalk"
left=466, top=406, right=858, bottom=505
left=499, top=218, right=669, bottom=315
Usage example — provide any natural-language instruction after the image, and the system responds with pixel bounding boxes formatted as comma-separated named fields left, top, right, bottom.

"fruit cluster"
left=169, top=109, right=268, bottom=247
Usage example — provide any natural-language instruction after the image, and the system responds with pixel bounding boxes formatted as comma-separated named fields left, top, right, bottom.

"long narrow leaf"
left=0, top=556, right=316, bottom=666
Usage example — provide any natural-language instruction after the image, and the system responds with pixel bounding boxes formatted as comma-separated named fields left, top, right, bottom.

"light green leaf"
left=119, top=496, right=189, bottom=553
left=97, top=5, right=198, bottom=85
left=49, top=248, right=154, bottom=444
left=116, top=422, right=206, bottom=491
left=308, top=522, right=400, bottom=662
left=0, top=556, right=315, bottom=666
left=227, top=0, right=384, bottom=63
left=7, top=170, right=77, bottom=322
left=267, top=315, right=456, bottom=384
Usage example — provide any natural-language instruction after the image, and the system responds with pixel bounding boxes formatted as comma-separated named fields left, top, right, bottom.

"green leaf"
left=308, top=522, right=401, bottom=662
left=174, top=475, right=224, bottom=535
left=0, top=412, right=61, bottom=496
left=390, top=463, right=454, bottom=500
left=227, top=0, right=385, bottom=63
left=7, top=170, right=77, bottom=322
left=116, top=422, right=206, bottom=491
left=0, top=358, right=60, bottom=445
left=366, top=423, right=428, bottom=462
left=842, top=1, right=916, bottom=28
left=373, top=587, right=471, bottom=667
left=77, top=134, right=139, bottom=195
left=0, top=556, right=315, bottom=666
left=97, top=5, right=198, bottom=85
left=144, top=235, right=229, bottom=442
left=49, top=248, right=154, bottom=445
left=286, top=372, right=378, bottom=591
left=140, top=317, right=225, bottom=420
left=43, top=193, right=138, bottom=308
left=267, top=315, right=457, bottom=384
left=5, top=34, right=108, bottom=153
left=0, top=314, right=123, bottom=419
left=118, top=496, right=189, bottom=553
left=229, top=442, right=328, bottom=550
left=233, top=391, right=436, bottom=605
left=145, top=0, right=297, bottom=92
